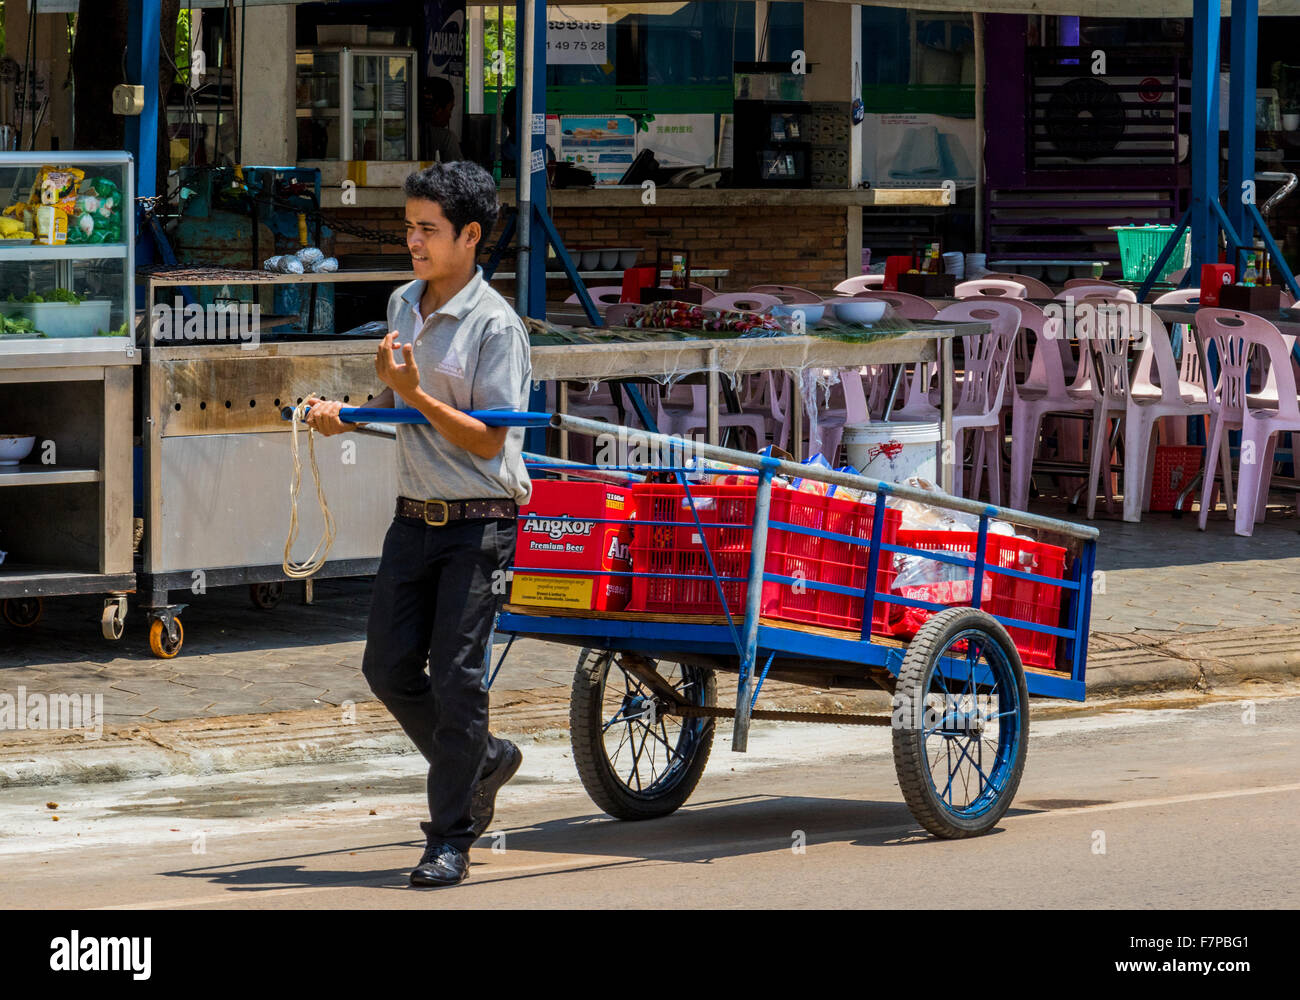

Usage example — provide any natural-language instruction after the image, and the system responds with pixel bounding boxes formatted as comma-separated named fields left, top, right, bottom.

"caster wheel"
left=101, top=602, right=125, bottom=640
left=148, top=617, right=184, bottom=658
left=249, top=581, right=284, bottom=610
left=3, top=597, right=42, bottom=628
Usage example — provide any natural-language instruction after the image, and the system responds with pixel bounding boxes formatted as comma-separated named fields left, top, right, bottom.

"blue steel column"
left=1226, top=0, right=1258, bottom=272
left=515, top=0, right=549, bottom=320
left=1190, top=0, right=1222, bottom=275
left=126, top=0, right=161, bottom=265
left=732, top=464, right=776, bottom=753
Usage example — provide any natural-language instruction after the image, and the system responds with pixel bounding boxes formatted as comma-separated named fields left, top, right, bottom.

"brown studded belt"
left=395, top=496, right=517, bottom=526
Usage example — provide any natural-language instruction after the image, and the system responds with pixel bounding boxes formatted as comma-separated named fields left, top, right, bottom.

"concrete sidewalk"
left=2, top=503, right=1298, bottom=786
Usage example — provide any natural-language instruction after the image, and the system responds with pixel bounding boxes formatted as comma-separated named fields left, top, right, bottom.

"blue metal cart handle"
left=281, top=405, right=553, bottom=428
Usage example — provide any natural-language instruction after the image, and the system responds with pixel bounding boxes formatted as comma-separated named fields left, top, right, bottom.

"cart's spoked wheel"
left=249, top=582, right=285, bottom=610
left=147, top=617, right=184, bottom=659
left=570, top=649, right=716, bottom=820
left=3, top=597, right=42, bottom=628
left=892, top=607, right=1028, bottom=839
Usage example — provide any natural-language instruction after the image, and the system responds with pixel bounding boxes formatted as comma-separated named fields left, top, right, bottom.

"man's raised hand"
left=375, top=331, right=422, bottom=402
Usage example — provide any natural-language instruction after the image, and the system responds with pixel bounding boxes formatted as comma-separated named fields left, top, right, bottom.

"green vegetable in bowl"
left=47, top=288, right=83, bottom=305
left=20, top=292, right=43, bottom=303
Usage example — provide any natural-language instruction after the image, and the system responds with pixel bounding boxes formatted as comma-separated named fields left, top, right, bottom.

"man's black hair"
left=428, top=76, right=455, bottom=108
left=403, top=161, right=499, bottom=243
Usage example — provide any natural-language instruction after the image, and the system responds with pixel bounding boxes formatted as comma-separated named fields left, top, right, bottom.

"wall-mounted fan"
left=1043, top=77, right=1127, bottom=160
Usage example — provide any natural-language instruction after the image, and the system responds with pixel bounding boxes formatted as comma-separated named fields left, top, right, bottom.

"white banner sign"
left=546, top=15, right=608, bottom=66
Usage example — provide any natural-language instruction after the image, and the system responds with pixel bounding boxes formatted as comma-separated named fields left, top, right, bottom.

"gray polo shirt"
left=385, top=267, right=532, bottom=504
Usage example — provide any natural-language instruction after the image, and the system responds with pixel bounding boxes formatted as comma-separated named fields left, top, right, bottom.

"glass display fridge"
left=296, top=47, right=417, bottom=162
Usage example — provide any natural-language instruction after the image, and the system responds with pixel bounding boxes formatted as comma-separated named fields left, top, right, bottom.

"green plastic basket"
left=1111, top=225, right=1191, bottom=283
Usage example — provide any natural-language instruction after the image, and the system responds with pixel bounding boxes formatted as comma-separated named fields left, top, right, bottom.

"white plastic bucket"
left=844, top=422, right=939, bottom=485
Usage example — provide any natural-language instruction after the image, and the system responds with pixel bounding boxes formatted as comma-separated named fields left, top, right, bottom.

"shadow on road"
left=159, top=792, right=1036, bottom=893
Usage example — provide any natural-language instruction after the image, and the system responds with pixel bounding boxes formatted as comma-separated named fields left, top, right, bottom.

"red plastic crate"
left=627, top=483, right=900, bottom=636
left=890, top=529, right=1069, bottom=669
left=1149, top=445, right=1205, bottom=512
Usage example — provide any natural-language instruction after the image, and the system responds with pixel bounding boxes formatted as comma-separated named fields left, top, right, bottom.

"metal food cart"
left=135, top=266, right=415, bottom=657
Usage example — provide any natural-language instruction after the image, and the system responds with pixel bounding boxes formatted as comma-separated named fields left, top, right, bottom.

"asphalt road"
left=2, top=685, right=1297, bottom=909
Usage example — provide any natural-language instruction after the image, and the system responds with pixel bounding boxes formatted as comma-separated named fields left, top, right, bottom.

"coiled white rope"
left=283, top=401, right=337, bottom=579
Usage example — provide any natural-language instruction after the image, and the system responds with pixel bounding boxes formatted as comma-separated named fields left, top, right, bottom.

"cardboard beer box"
left=510, top=481, right=633, bottom=612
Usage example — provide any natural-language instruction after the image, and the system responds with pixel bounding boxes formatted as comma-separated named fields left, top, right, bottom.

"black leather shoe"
left=410, top=841, right=469, bottom=887
left=470, top=740, right=523, bottom=839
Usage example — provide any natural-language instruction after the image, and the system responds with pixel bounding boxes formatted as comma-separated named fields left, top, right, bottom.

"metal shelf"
left=0, top=243, right=128, bottom=262
left=0, top=464, right=102, bottom=487
left=0, top=562, right=135, bottom=599
left=140, top=267, right=415, bottom=288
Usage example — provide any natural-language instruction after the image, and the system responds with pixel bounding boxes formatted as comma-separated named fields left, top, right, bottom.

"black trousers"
left=361, top=515, right=515, bottom=852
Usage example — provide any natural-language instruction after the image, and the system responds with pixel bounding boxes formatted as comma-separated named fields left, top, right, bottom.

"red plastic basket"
left=1149, top=445, right=1205, bottom=512
left=628, top=483, right=900, bottom=636
left=890, top=529, right=1069, bottom=669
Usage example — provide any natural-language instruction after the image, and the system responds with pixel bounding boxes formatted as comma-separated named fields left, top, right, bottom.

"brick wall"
left=551, top=205, right=848, bottom=293
left=328, top=203, right=849, bottom=294
left=329, top=208, right=407, bottom=260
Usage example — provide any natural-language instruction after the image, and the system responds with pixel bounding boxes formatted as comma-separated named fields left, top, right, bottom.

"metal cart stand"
left=136, top=266, right=414, bottom=657
left=0, top=340, right=138, bottom=638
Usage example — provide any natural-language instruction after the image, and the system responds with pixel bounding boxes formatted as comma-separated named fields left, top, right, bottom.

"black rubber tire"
left=569, top=649, right=716, bottom=821
left=3, top=597, right=42, bottom=628
left=249, top=582, right=284, bottom=610
left=892, top=607, right=1029, bottom=839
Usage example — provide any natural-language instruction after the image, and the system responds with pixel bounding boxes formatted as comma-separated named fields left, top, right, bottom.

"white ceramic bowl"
left=616, top=247, right=641, bottom=269
left=579, top=250, right=602, bottom=270
left=831, top=299, right=888, bottom=325
left=599, top=249, right=621, bottom=270
left=0, top=434, right=36, bottom=466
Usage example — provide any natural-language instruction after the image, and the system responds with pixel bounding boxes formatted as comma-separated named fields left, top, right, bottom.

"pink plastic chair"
left=706, top=291, right=783, bottom=313
left=1055, top=284, right=1137, bottom=303
left=983, top=272, right=1054, bottom=299
left=603, top=303, right=636, bottom=326
left=942, top=301, right=1021, bottom=502
left=671, top=384, right=769, bottom=450
left=766, top=371, right=796, bottom=452
left=850, top=290, right=938, bottom=320
left=1124, top=308, right=1212, bottom=520
left=748, top=284, right=822, bottom=304
left=834, top=274, right=885, bottom=294
left=759, top=369, right=868, bottom=462
left=564, top=286, right=625, bottom=312
left=1006, top=301, right=1096, bottom=509
left=806, top=370, right=870, bottom=463
left=546, top=380, right=623, bottom=461
left=1154, top=288, right=1201, bottom=305
left=1083, top=304, right=1212, bottom=521
left=955, top=278, right=1028, bottom=300
left=1195, top=310, right=1300, bottom=535
left=891, top=301, right=1020, bottom=502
